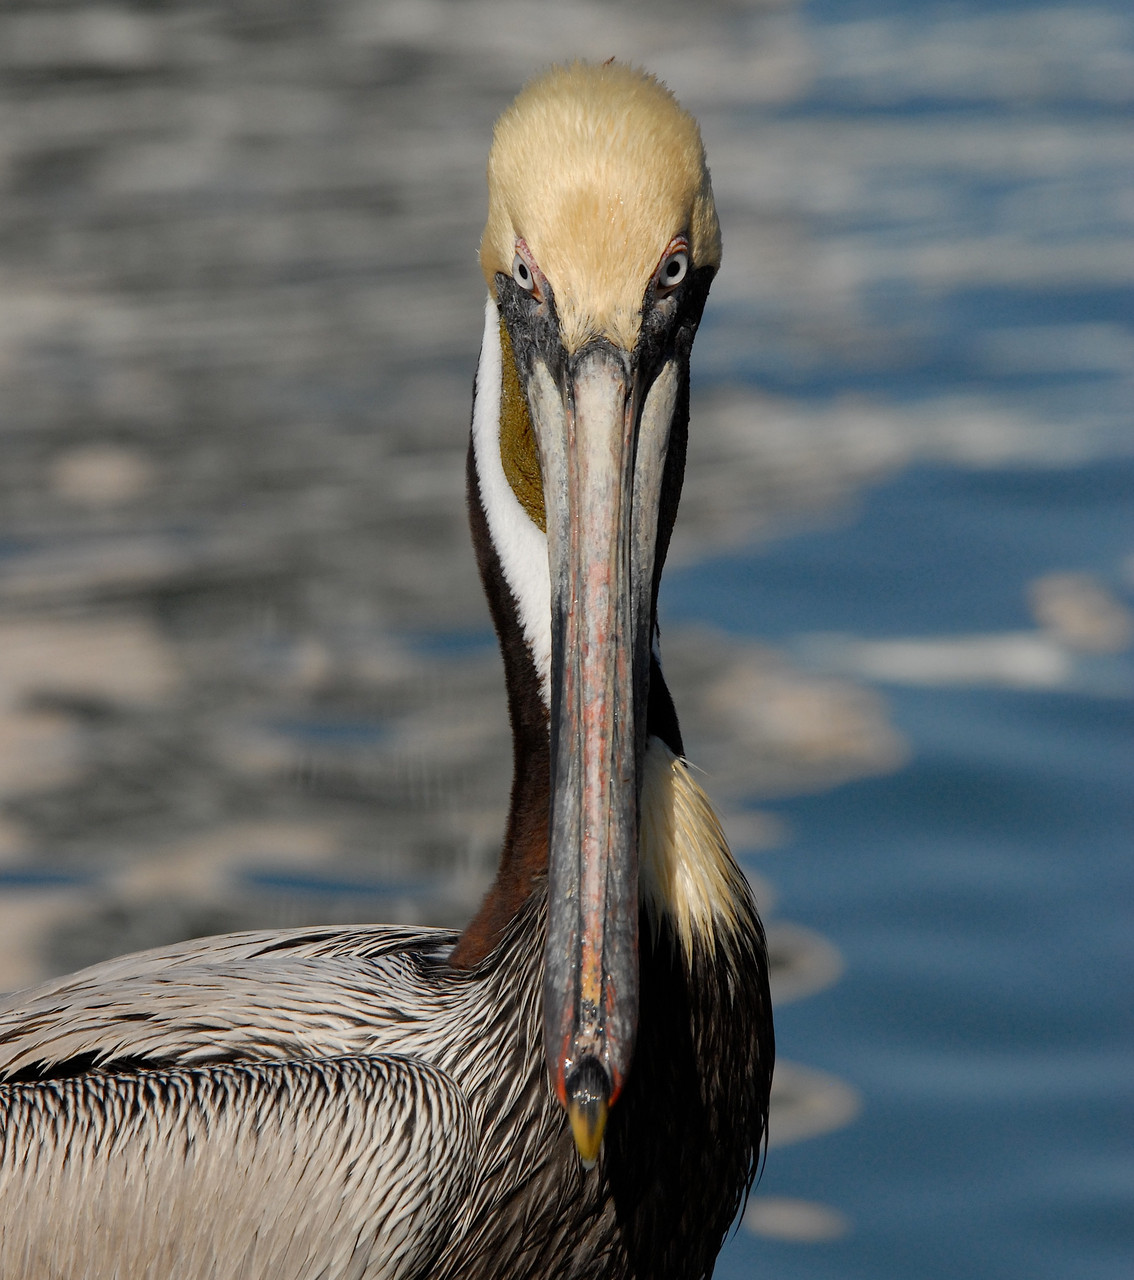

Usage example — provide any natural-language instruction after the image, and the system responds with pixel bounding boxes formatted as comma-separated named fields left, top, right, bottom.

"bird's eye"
left=512, top=254, right=535, bottom=291
left=657, top=249, right=688, bottom=291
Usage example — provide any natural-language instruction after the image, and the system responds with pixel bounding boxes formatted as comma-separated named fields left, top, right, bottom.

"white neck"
left=471, top=295, right=553, bottom=707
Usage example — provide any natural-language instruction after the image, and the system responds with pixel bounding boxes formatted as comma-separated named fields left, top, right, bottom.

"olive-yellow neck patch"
left=498, top=319, right=545, bottom=531
left=640, top=737, right=751, bottom=966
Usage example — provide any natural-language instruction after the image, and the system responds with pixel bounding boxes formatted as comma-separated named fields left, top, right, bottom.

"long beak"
left=528, top=341, right=680, bottom=1165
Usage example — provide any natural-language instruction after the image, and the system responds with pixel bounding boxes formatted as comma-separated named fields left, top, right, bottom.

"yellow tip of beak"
left=568, top=1092, right=608, bottom=1170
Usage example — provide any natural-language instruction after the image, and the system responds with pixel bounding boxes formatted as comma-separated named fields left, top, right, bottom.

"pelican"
left=0, top=63, right=773, bottom=1279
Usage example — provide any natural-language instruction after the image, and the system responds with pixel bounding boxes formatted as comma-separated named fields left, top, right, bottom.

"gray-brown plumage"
left=0, top=62, right=773, bottom=1280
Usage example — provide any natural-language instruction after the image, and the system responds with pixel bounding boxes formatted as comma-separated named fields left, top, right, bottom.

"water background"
left=0, top=1, right=1131, bottom=1276
left=693, top=462, right=1133, bottom=1278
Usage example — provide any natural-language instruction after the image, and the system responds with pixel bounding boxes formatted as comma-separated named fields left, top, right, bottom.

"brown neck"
left=449, top=438, right=551, bottom=968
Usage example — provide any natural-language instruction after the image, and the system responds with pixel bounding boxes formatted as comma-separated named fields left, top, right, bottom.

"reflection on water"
left=0, top=1, right=1131, bottom=1277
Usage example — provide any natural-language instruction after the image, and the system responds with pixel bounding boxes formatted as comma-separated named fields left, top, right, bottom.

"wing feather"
left=0, top=925, right=460, bottom=1079
left=0, top=1055, right=473, bottom=1280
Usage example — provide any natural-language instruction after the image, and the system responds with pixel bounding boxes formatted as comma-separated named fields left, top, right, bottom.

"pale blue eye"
left=512, top=254, right=535, bottom=291
left=658, top=251, right=688, bottom=289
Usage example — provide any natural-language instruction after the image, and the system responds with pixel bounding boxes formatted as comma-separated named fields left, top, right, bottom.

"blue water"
left=686, top=473, right=1133, bottom=1280
left=745, top=680, right=1129, bottom=1276
left=682, top=0, right=1134, bottom=1274
left=670, top=462, right=1134, bottom=643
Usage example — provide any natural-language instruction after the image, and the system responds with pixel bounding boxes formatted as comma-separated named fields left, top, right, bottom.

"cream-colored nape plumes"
left=481, top=62, right=720, bottom=353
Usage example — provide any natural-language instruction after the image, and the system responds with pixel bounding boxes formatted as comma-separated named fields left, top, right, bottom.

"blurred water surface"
left=0, top=1, right=1131, bottom=1277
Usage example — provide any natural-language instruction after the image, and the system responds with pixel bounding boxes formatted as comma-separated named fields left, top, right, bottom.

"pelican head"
left=475, top=62, right=720, bottom=1164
